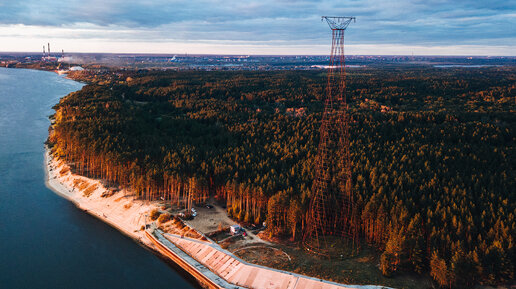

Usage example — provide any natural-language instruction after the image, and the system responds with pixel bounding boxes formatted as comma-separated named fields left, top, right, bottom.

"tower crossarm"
left=322, top=16, right=355, bottom=30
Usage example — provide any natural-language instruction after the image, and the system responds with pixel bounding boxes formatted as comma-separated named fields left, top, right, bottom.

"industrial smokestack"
left=62, top=49, right=64, bottom=58
left=48, top=43, right=50, bottom=58
left=43, top=45, right=45, bottom=55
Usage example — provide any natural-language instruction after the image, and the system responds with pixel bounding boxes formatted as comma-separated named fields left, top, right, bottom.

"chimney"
left=48, top=43, right=50, bottom=58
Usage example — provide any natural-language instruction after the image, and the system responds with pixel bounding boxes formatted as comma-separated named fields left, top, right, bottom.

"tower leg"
left=303, top=18, right=358, bottom=258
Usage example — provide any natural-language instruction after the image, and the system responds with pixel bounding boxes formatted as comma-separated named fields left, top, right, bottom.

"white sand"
left=44, top=147, right=159, bottom=249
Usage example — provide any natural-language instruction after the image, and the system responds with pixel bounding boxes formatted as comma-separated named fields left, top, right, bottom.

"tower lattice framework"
left=303, top=16, right=358, bottom=257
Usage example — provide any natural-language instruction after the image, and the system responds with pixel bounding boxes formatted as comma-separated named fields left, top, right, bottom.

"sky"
left=0, top=0, right=515, bottom=55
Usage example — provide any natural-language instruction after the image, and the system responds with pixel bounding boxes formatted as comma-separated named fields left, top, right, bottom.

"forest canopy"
left=49, top=67, right=515, bottom=287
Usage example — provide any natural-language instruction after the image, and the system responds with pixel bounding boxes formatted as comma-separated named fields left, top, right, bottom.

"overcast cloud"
left=0, top=0, right=514, bottom=54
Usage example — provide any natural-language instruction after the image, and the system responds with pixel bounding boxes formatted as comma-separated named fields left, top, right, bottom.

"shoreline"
left=44, top=146, right=160, bottom=255
left=44, top=147, right=392, bottom=289
left=44, top=147, right=242, bottom=289
left=44, top=147, right=211, bottom=288
left=1, top=66, right=90, bottom=84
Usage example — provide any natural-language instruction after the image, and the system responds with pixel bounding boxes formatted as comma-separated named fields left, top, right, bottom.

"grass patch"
left=235, top=241, right=433, bottom=289
left=101, top=189, right=116, bottom=198
left=59, top=167, right=70, bottom=175
left=158, top=213, right=171, bottom=223
left=150, top=209, right=161, bottom=220
left=82, top=184, right=98, bottom=197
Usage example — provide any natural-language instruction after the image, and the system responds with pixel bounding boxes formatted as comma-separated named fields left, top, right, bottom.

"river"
left=0, top=68, right=196, bottom=289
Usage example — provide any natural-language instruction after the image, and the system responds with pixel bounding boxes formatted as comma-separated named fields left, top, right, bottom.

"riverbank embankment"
left=44, top=147, right=236, bottom=289
left=45, top=147, right=390, bottom=289
left=44, top=147, right=158, bottom=248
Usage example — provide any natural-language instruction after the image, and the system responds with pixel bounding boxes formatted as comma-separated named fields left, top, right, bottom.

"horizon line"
left=1, top=51, right=515, bottom=58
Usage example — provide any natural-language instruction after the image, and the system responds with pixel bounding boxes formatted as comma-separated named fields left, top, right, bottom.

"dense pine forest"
left=48, top=67, right=515, bottom=287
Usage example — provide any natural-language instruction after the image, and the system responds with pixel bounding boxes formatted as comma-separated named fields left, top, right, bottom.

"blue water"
left=0, top=68, right=195, bottom=289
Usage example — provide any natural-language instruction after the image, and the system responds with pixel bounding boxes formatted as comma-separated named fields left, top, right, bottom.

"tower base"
left=303, top=235, right=359, bottom=259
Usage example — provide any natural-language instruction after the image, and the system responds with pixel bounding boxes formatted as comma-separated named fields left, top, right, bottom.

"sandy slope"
left=44, top=147, right=159, bottom=249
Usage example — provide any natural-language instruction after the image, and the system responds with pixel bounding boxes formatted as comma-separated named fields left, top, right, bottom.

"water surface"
left=0, top=68, right=195, bottom=289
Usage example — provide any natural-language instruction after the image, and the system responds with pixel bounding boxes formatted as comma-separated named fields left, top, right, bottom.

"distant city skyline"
left=0, top=0, right=515, bottom=55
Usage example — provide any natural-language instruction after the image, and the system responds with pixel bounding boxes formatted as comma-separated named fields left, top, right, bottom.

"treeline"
left=49, top=68, right=515, bottom=287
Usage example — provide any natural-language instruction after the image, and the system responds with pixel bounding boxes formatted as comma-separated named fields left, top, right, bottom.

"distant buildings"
left=0, top=52, right=514, bottom=72
left=69, top=66, right=84, bottom=71
left=1, top=60, right=19, bottom=67
left=41, top=56, right=58, bottom=62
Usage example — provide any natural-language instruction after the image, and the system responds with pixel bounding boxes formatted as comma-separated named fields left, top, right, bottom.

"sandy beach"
left=44, top=147, right=160, bottom=249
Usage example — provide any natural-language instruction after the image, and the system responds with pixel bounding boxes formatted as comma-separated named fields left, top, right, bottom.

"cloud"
left=0, top=0, right=514, bottom=54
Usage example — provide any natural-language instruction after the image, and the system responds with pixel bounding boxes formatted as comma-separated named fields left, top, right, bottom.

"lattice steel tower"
left=303, top=16, right=358, bottom=257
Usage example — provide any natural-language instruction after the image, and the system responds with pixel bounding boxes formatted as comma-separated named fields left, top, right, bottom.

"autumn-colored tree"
left=430, top=252, right=450, bottom=288
left=49, top=68, right=515, bottom=287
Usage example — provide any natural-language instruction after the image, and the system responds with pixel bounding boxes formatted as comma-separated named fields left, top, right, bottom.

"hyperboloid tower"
left=303, top=16, right=358, bottom=257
